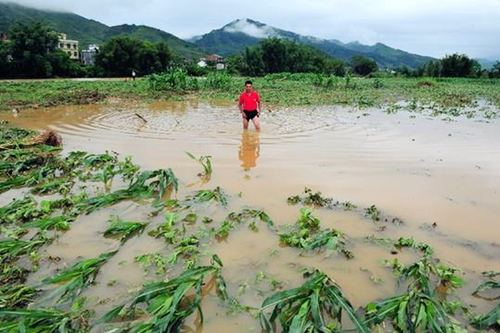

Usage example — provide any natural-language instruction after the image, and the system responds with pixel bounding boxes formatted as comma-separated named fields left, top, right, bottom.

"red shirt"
left=239, top=90, right=261, bottom=111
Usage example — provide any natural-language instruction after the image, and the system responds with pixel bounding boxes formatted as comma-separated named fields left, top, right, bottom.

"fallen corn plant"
left=167, top=236, right=200, bottom=269
left=473, top=271, right=500, bottom=300
left=279, top=208, right=353, bottom=258
left=394, top=237, right=434, bottom=256
left=365, top=255, right=466, bottom=332
left=0, top=284, right=37, bottom=309
left=30, top=178, right=73, bottom=196
left=148, top=212, right=180, bottom=243
left=42, top=251, right=117, bottom=303
left=0, top=163, right=58, bottom=194
left=210, top=208, right=275, bottom=241
left=77, top=169, right=178, bottom=214
left=103, top=216, right=148, bottom=244
left=0, top=236, right=50, bottom=264
left=24, top=215, right=74, bottom=231
left=192, top=186, right=228, bottom=206
left=135, top=253, right=169, bottom=275
left=259, top=270, right=370, bottom=333
left=286, top=188, right=333, bottom=207
left=472, top=304, right=500, bottom=330
left=230, top=208, right=275, bottom=231
left=0, top=196, right=38, bottom=224
left=0, top=307, right=91, bottom=332
left=100, top=255, right=228, bottom=332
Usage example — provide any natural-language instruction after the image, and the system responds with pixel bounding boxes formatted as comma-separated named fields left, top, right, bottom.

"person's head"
left=245, top=80, right=252, bottom=93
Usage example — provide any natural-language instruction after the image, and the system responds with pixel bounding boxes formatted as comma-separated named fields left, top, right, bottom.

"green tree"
left=9, top=21, right=59, bottom=78
left=235, top=38, right=345, bottom=76
left=0, top=41, right=11, bottom=78
left=225, top=54, right=246, bottom=75
left=422, top=60, right=440, bottom=77
left=243, top=46, right=265, bottom=77
left=1, top=21, right=83, bottom=78
left=94, top=37, right=143, bottom=77
left=325, top=58, right=346, bottom=77
left=490, top=61, right=500, bottom=78
left=261, top=38, right=289, bottom=73
left=351, top=55, right=378, bottom=76
left=48, top=49, right=84, bottom=77
left=440, top=53, right=480, bottom=77
left=94, top=37, right=174, bottom=77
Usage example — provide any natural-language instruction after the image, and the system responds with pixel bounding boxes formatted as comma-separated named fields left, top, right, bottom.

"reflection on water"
left=238, top=130, right=260, bottom=171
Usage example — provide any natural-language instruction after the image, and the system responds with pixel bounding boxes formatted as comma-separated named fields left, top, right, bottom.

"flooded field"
left=1, top=100, right=499, bottom=332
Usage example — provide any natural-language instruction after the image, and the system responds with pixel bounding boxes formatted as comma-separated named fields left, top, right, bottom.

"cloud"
left=223, top=19, right=278, bottom=39
left=4, top=0, right=500, bottom=58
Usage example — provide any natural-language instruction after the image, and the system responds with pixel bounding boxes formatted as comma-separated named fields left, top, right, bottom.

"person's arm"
left=257, top=93, right=262, bottom=116
left=238, top=95, right=246, bottom=118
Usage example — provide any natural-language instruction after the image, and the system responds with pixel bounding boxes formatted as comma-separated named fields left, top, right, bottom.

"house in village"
left=81, top=44, right=99, bottom=65
left=58, top=33, right=79, bottom=60
left=197, top=54, right=225, bottom=70
left=57, top=33, right=80, bottom=60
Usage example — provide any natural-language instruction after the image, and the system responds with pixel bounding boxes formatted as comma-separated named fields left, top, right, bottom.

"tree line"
left=1, top=21, right=499, bottom=79
left=401, top=54, right=500, bottom=78
left=0, top=21, right=176, bottom=79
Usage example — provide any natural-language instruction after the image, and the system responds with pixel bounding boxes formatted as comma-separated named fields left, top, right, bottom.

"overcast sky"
left=5, top=0, right=500, bottom=59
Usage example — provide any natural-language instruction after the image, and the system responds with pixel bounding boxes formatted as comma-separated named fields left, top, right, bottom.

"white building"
left=58, top=33, right=79, bottom=60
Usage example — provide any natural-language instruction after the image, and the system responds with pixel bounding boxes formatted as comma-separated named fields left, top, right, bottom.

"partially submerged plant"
left=472, top=304, right=500, bottom=330
left=30, top=178, right=73, bottom=196
left=42, top=251, right=117, bottom=303
left=212, top=208, right=275, bottom=240
left=366, top=255, right=467, bottom=332
left=394, top=237, right=434, bottom=256
left=473, top=271, right=500, bottom=300
left=259, top=270, right=369, bottom=333
left=24, top=215, right=73, bottom=231
left=0, top=307, right=91, bottom=332
left=104, top=216, right=148, bottom=243
left=186, top=152, right=212, bottom=178
left=77, top=169, right=178, bottom=214
left=101, top=255, right=228, bottom=332
left=0, top=196, right=38, bottom=224
left=0, top=237, right=49, bottom=264
left=279, top=208, right=352, bottom=258
left=302, top=188, right=333, bottom=207
left=0, top=285, right=37, bottom=309
left=364, top=205, right=380, bottom=222
left=168, top=236, right=200, bottom=268
left=227, top=208, right=275, bottom=231
left=148, top=212, right=180, bottom=243
left=193, top=186, right=228, bottom=206
left=286, top=188, right=333, bottom=207
left=135, top=253, right=169, bottom=275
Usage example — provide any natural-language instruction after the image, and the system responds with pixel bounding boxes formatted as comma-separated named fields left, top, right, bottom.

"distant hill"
left=477, top=58, right=499, bottom=70
left=104, top=24, right=203, bottom=58
left=190, top=18, right=435, bottom=69
left=0, top=2, right=203, bottom=59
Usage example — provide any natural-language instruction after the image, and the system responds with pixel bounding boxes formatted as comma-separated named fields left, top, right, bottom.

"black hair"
left=245, top=80, right=252, bottom=86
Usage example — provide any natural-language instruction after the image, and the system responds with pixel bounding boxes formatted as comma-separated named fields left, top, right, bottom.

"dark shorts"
left=243, top=110, right=259, bottom=120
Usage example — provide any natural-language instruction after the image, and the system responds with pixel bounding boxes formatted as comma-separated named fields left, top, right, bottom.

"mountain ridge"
left=190, top=18, right=435, bottom=69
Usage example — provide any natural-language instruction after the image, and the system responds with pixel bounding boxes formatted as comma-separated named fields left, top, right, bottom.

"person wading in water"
left=238, top=80, right=262, bottom=131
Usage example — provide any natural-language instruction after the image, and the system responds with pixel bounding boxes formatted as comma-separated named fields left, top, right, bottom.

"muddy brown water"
left=1, top=100, right=500, bottom=332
